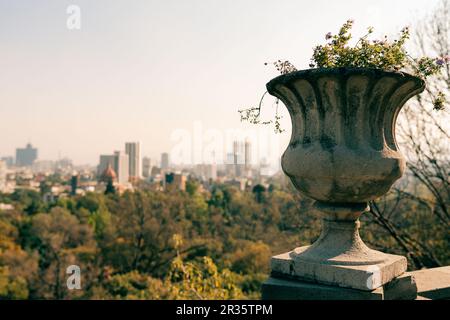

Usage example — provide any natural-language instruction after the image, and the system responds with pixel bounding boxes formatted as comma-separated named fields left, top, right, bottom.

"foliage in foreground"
left=0, top=175, right=448, bottom=300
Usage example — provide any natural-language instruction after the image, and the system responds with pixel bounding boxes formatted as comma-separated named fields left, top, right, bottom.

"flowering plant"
left=239, top=20, right=450, bottom=133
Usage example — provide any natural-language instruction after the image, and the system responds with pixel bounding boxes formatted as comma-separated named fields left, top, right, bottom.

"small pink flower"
left=444, top=55, right=450, bottom=63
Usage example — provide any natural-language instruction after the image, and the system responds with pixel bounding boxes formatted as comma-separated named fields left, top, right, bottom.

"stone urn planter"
left=266, top=68, right=425, bottom=291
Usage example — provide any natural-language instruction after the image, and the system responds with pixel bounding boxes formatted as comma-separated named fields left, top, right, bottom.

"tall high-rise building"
left=233, top=141, right=244, bottom=165
left=125, top=142, right=141, bottom=180
left=225, top=152, right=235, bottom=176
left=161, top=153, right=170, bottom=170
left=114, top=151, right=129, bottom=184
left=142, top=157, right=152, bottom=178
left=16, top=143, right=38, bottom=167
left=233, top=141, right=245, bottom=177
left=245, top=140, right=252, bottom=169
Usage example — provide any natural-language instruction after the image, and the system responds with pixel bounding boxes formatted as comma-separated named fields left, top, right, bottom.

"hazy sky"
left=0, top=0, right=440, bottom=165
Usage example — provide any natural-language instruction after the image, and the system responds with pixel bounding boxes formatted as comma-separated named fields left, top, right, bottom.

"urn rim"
left=269, top=67, right=426, bottom=203
left=266, top=67, right=425, bottom=93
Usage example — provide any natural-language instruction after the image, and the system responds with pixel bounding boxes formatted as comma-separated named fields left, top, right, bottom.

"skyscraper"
left=233, top=141, right=244, bottom=165
left=16, top=143, right=38, bottom=167
left=225, top=152, right=235, bottom=176
left=233, top=141, right=245, bottom=177
left=114, top=151, right=129, bottom=184
left=142, top=157, right=152, bottom=178
left=161, top=153, right=170, bottom=170
left=125, top=142, right=141, bottom=180
left=245, top=140, right=252, bottom=169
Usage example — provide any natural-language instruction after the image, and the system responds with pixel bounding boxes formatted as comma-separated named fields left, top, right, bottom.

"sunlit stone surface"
left=264, top=68, right=426, bottom=295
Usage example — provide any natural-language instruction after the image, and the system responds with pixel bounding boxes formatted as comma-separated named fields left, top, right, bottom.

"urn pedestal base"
left=271, top=247, right=407, bottom=291
left=270, top=202, right=407, bottom=291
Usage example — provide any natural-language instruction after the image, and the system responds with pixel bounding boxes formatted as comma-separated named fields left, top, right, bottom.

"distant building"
left=233, top=141, right=246, bottom=177
left=56, top=158, right=73, bottom=170
left=100, top=164, right=117, bottom=195
left=161, top=153, right=170, bottom=170
left=0, top=157, right=14, bottom=167
left=165, top=172, right=186, bottom=191
left=0, top=160, right=7, bottom=191
left=228, top=178, right=247, bottom=191
left=195, top=164, right=217, bottom=181
left=98, top=152, right=129, bottom=184
left=206, top=163, right=217, bottom=181
left=125, top=142, right=141, bottom=180
left=226, top=140, right=252, bottom=178
left=225, top=152, right=235, bottom=176
left=100, top=164, right=117, bottom=183
left=165, top=173, right=175, bottom=184
left=32, top=160, right=55, bottom=173
left=245, top=140, right=252, bottom=169
left=16, top=143, right=38, bottom=167
left=98, top=155, right=116, bottom=176
left=142, top=157, right=152, bottom=178
left=114, top=151, right=129, bottom=184
left=259, top=157, right=271, bottom=177
left=151, top=166, right=161, bottom=177
left=233, top=141, right=244, bottom=165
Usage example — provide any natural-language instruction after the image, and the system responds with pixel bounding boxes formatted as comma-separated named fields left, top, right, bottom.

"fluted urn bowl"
left=267, top=68, right=425, bottom=203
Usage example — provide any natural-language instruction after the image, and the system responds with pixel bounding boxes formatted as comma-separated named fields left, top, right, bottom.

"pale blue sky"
left=0, top=0, right=440, bottom=165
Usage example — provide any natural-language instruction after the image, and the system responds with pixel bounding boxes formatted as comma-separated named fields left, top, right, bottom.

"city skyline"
left=0, top=137, right=278, bottom=197
left=0, top=0, right=440, bottom=165
left=1, top=139, right=263, bottom=169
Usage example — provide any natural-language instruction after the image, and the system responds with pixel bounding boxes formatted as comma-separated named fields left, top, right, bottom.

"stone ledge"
left=262, top=277, right=384, bottom=300
left=262, top=273, right=416, bottom=300
left=271, top=247, right=407, bottom=291
left=262, top=266, right=450, bottom=300
left=412, top=266, right=450, bottom=300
